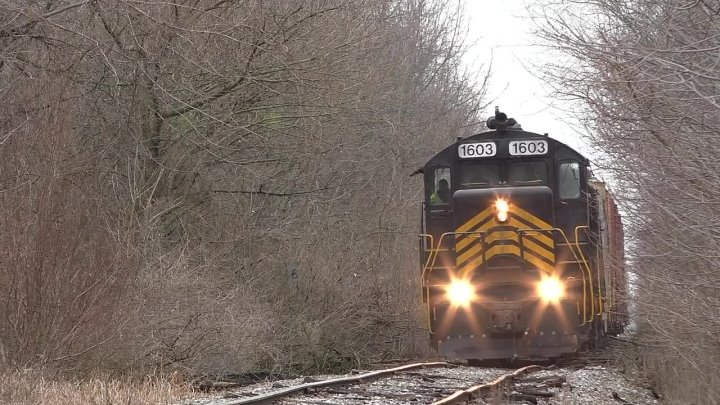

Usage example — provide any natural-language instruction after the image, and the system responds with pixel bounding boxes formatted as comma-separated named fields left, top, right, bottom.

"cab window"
left=508, top=161, right=547, bottom=185
left=558, top=162, right=581, bottom=199
left=430, top=167, right=451, bottom=205
left=459, top=162, right=500, bottom=188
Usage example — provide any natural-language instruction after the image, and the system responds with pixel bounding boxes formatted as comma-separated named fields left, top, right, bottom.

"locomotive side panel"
left=606, top=192, right=628, bottom=332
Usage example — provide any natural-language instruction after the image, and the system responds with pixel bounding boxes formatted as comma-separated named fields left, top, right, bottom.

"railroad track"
left=203, top=362, right=559, bottom=405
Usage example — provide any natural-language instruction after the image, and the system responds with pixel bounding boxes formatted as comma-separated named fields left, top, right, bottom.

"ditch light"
left=537, top=276, right=565, bottom=303
left=446, top=280, right=474, bottom=307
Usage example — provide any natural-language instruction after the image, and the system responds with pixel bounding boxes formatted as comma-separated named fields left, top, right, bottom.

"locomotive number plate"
left=509, top=140, right=548, bottom=156
left=458, top=142, right=497, bottom=158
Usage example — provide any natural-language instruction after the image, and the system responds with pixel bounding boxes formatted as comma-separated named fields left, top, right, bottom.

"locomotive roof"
left=418, top=128, right=589, bottom=173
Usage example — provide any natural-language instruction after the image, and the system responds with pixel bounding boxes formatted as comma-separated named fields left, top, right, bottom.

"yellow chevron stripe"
left=453, top=204, right=556, bottom=273
left=522, top=237, right=555, bottom=262
left=525, top=251, right=555, bottom=273
left=458, top=243, right=555, bottom=274
left=521, top=231, right=554, bottom=251
left=456, top=230, right=527, bottom=265
left=490, top=243, right=520, bottom=256
left=456, top=217, right=553, bottom=252
left=455, top=233, right=483, bottom=253
left=458, top=235, right=554, bottom=267
left=512, top=205, right=553, bottom=229
left=455, top=206, right=494, bottom=233
left=455, top=217, right=497, bottom=251
left=455, top=210, right=555, bottom=252
left=505, top=216, right=554, bottom=248
left=485, top=230, right=520, bottom=244
left=458, top=244, right=521, bottom=275
left=457, top=253, right=485, bottom=276
left=457, top=242, right=482, bottom=265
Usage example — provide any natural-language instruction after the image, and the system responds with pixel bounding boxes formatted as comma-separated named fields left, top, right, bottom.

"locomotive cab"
left=418, top=110, right=627, bottom=361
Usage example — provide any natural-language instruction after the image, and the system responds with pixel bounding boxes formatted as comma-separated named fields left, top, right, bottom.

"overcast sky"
left=462, top=0, right=589, bottom=155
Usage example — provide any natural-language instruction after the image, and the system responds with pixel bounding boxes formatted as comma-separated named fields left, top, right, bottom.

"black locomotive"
left=417, top=109, right=627, bottom=360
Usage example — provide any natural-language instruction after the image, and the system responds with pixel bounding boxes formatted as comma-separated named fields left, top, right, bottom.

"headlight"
left=537, top=277, right=564, bottom=302
left=495, top=199, right=509, bottom=222
left=446, top=280, right=474, bottom=306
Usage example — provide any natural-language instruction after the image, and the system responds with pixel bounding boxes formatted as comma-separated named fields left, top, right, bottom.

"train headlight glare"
left=495, top=199, right=509, bottom=222
left=447, top=280, right=474, bottom=306
left=537, top=277, right=564, bottom=302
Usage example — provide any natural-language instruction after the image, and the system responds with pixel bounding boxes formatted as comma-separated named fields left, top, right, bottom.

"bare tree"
left=536, top=0, right=720, bottom=401
left=0, top=0, right=486, bottom=374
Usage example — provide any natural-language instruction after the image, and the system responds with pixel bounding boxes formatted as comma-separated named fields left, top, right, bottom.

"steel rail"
left=209, top=361, right=450, bottom=405
left=430, top=364, right=542, bottom=405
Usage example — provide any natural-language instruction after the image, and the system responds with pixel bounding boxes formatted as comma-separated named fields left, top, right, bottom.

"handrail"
left=419, top=233, right=437, bottom=333
left=562, top=227, right=594, bottom=324
left=419, top=233, right=435, bottom=273
left=575, top=226, right=604, bottom=317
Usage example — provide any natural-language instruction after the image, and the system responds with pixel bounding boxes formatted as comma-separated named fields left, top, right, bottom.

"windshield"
left=460, top=162, right=500, bottom=187
left=459, top=161, right=547, bottom=188
left=508, top=161, right=547, bottom=185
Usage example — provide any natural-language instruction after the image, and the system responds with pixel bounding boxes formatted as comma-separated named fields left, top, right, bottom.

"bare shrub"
left=536, top=0, right=720, bottom=402
left=0, top=0, right=484, bottom=378
left=105, top=242, right=286, bottom=374
left=0, top=85, right=137, bottom=368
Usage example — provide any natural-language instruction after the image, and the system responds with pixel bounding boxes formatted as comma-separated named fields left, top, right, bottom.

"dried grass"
left=0, top=368, right=197, bottom=405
